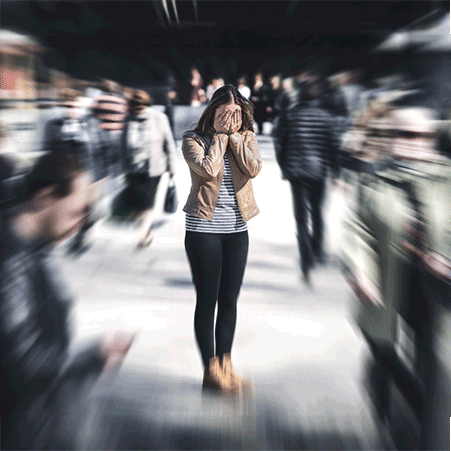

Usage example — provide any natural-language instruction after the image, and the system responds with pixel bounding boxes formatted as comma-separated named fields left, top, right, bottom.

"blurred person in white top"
left=206, top=77, right=225, bottom=103
left=126, top=90, right=177, bottom=248
left=237, top=76, right=251, bottom=100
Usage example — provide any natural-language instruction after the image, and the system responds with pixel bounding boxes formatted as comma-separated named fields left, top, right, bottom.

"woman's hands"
left=229, top=109, right=242, bottom=134
left=213, top=109, right=242, bottom=135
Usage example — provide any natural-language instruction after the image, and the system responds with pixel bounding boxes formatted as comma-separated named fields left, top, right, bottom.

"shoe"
left=136, top=234, right=154, bottom=250
left=67, top=236, right=91, bottom=257
left=221, top=353, right=254, bottom=393
left=221, top=354, right=242, bottom=392
left=315, top=253, right=328, bottom=266
left=202, top=357, right=233, bottom=392
left=302, top=269, right=312, bottom=288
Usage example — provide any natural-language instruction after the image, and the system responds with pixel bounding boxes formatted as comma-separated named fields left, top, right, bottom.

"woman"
left=182, top=85, right=262, bottom=392
left=126, top=89, right=176, bottom=248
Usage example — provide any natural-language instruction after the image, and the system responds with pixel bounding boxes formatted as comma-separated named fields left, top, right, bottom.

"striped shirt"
left=185, top=151, right=248, bottom=234
left=92, top=94, right=128, bottom=131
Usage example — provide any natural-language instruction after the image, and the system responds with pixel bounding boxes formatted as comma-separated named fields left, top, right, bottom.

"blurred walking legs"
left=137, top=208, right=156, bottom=247
left=290, top=179, right=326, bottom=283
left=134, top=175, right=162, bottom=248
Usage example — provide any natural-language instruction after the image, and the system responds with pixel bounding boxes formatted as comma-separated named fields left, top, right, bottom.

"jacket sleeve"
left=228, top=131, right=262, bottom=179
left=162, top=114, right=177, bottom=177
left=182, top=132, right=228, bottom=179
left=0, top=262, right=70, bottom=392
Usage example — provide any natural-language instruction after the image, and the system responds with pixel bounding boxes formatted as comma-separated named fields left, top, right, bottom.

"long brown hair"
left=193, top=84, right=255, bottom=135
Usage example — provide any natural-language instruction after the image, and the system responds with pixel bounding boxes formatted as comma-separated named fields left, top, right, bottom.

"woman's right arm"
left=182, top=133, right=228, bottom=179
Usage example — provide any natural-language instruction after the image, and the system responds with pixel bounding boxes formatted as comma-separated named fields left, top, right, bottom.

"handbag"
left=164, top=177, right=178, bottom=214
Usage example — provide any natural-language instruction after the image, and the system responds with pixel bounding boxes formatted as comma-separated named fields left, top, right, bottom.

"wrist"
left=214, top=132, right=229, bottom=140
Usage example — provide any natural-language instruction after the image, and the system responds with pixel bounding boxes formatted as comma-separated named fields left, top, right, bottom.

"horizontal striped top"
left=92, top=94, right=128, bottom=130
left=185, top=151, right=248, bottom=234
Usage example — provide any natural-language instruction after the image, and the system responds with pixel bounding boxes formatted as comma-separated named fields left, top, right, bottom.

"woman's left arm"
left=228, top=131, right=263, bottom=178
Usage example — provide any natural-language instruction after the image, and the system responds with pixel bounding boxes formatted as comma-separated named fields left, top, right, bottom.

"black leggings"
left=184, top=231, right=249, bottom=368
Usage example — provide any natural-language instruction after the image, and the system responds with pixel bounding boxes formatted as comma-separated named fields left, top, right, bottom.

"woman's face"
left=214, top=101, right=241, bottom=122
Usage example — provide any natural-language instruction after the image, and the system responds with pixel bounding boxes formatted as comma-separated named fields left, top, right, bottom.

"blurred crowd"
left=0, top=78, right=178, bottom=450
left=2, top=57, right=451, bottom=449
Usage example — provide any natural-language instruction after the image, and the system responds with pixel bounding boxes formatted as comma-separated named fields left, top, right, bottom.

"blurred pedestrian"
left=42, top=88, right=98, bottom=256
left=338, top=69, right=366, bottom=120
left=341, top=107, right=451, bottom=449
left=267, top=74, right=283, bottom=122
left=206, top=77, right=225, bottom=103
left=0, top=126, right=18, bottom=216
left=279, top=77, right=299, bottom=111
left=164, top=70, right=179, bottom=137
left=205, top=77, right=224, bottom=103
left=273, top=78, right=340, bottom=285
left=322, top=77, right=351, bottom=171
left=237, top=76, right=251, bottom=100
left=190, top=67, right=206, bottom=106
left=0, top=152, right=134, bottom=450
left=205, top=78, right=217, bottom=104
left=182, top=85, right=262, bottom=392
left=120, top=87, right=135, bottom=170
left=164, top=88, right=179, bottom=139
left=124, top=89, right=177, bottom=249
left=94, top=79, right=129, bottom=177
left=85, top=81, right=128, bottom=220
left=42, top=88, right=90, bottom=154
left=251, top=72, right=270, bottom=134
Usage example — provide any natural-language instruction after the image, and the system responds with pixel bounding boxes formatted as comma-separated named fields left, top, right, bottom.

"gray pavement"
left=54, top=138, right=385, bottom=450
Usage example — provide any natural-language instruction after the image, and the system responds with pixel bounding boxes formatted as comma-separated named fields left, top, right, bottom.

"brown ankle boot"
left=203, top=357, right=233, bottom=391
left=221, top=353, right=244, bottom=392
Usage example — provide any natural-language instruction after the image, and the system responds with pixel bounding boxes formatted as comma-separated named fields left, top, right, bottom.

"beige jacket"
left=129, top=107, right=176, bottom=177
left=182, top=129, right=262, bottom=222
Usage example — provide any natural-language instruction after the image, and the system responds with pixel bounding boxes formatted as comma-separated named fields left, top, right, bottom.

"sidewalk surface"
left=55, top=135, right=384, bottom=450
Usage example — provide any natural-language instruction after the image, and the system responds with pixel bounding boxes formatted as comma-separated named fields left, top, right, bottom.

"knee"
left=195, top=301, right=217, bottom=318
left=217, top=300, right=237, bottom=318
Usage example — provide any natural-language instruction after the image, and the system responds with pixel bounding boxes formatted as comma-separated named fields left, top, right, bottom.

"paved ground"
left=53, top=136, right=386, bottom=450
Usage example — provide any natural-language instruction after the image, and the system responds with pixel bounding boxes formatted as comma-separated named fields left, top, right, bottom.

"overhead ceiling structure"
left=1, top=0, right=449, bottom=87
left=375, top=12, right=451, bottom=52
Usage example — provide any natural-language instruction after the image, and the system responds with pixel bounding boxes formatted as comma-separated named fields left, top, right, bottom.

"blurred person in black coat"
left=0, top=151, right=134, bottom=450
left=267, top=74, right=283, bottom=122
left=273, top=78, right=341, bottom=285
left=251, top=72, right=270, bottom=134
